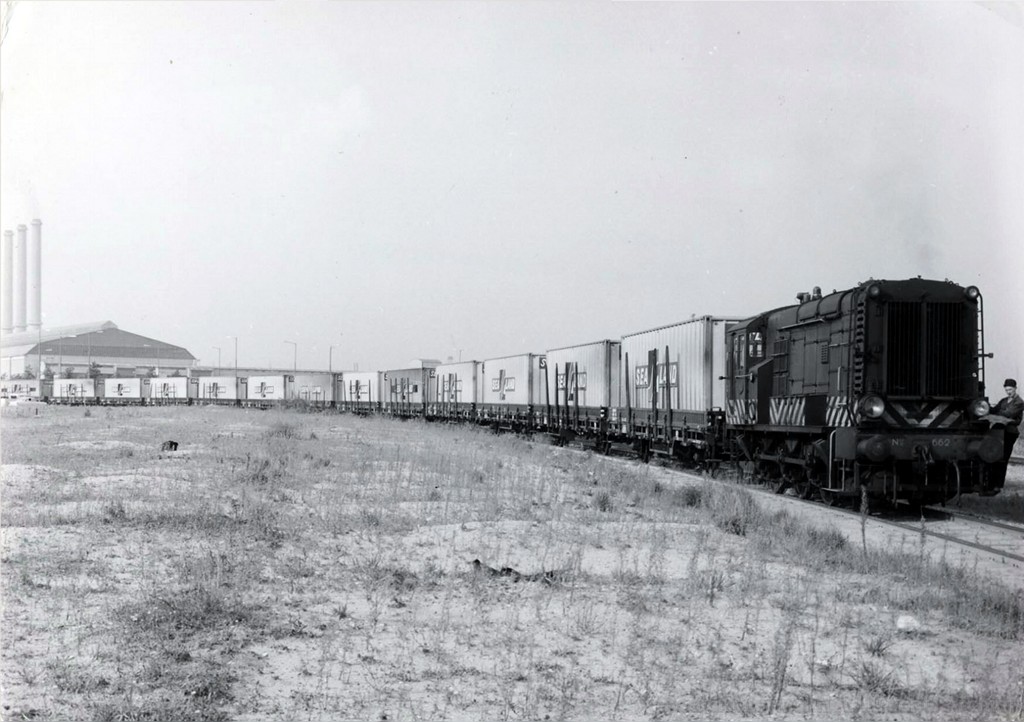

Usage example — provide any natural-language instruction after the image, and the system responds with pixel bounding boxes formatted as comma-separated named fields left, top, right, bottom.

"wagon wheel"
left=769, top=462, right=789, bottom=494
left=791, top=478, right=813, bottom=500
left=790, top=466, right=815, bottom=500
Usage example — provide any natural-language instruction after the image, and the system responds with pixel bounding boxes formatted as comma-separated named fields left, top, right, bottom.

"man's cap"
left=1005, top=378, right=1018, bottom=388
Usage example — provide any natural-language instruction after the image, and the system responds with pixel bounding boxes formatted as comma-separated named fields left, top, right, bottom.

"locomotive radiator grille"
left=925, top=303, right=963, bottom=396
left=886, top=302, right=963, bottom=397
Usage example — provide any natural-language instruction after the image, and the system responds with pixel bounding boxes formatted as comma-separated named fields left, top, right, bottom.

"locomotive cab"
left=725, top=315, right=769, bottom=428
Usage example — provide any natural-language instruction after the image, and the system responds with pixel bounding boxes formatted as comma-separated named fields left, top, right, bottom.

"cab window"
left=733, top=334, right=746, bottom=371
left=748, top=331, right=764, bottom=360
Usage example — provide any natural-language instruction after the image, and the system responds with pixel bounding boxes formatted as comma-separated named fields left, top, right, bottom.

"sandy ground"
left=1, top=406, right=1023, bottom=721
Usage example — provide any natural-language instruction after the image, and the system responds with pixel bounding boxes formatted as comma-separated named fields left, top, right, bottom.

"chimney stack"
left=1, top=230, right=12, bottom=334
left=13, top=224, right=27, bottom=333
left=28, top=219, right=42, bottom=331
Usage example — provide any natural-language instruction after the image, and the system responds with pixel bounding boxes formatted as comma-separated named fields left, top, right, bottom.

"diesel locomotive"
left=724, top=278, right=1004, bottom=505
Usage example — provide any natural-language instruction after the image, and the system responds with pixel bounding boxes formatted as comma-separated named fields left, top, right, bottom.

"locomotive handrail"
left=778, top=315, right=838, bottom=331
left=826, top=429, right=839, bottom=492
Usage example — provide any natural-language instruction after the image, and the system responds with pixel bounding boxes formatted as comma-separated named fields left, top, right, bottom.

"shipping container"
left=100, top=377, right=152, bottom=403
left=620, top=316, right=740, bottom=433
left=431, top=360, right=482, bottom=419
left=150, top=377, right=198, bottom=403
left=0, top=379, right=47, bottom=401
left=479, top=353, right=546, bottom=425
left=337, top=371, right=382, bottom=413
left=291, top=373, right=334, bottom=405
left=53, top=379, right=97, bottom=403
left=247, top=375, right=288, bottom=402
left=198, top=376, right=245, bottom=402
left=545, top=340, right=621, bottom=410
left=382, top=366, right=438, bottom=416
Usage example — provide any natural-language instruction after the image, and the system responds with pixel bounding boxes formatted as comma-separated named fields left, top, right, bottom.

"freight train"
left=2, top=278, right=1011, bottom=505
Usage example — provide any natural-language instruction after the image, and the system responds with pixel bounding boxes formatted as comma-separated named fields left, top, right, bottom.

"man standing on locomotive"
left=990, top=379, right=1023, bottom=487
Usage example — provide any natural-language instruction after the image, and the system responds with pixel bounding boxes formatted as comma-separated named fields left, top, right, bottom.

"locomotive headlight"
left=964, top=286, right=980, bottom=300
left=968, top=399, right=990, bottom=418
left=858, top=394, right=886, bottom=419
left=867, top=283, right=882, bottom=298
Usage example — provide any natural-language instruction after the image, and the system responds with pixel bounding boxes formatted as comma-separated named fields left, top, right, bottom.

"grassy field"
left=2, top=404, right=1023, bottom=721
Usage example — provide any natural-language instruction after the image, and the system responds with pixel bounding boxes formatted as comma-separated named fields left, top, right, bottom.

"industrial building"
left=1, top=321, right=197, bottom=379
left=1, top=218, right=197, bottom=379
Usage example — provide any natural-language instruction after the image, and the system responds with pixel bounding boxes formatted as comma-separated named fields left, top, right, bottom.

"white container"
left=480, top=353, right=546, bottom=407
left=434, top=361, right=482, bottom=405
left=248, top=375, right=288, bottom=401
left=337, top=372, right=382, bottom=405
left=291, top=373, right=333, bottom=404
left=198, top=376, right=244, bottom=401
left=150, top=377, right=197, bottom=401
left=102, top=377, right=151, bottom=401
left=1, top=379, right=44, bottom=400
left=382, top=367, right=437, bottom=413
left=620, top=316, right=739, bottom=417
left=54, top=379, right=96, bottom=401
left=545, top=340, right=621, bottom=410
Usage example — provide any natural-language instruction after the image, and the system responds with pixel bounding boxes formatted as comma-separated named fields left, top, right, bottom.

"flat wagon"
left=620, top=316, right=740, bottom=461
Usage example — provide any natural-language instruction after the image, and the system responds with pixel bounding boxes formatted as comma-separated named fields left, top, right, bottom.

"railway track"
left=751, top=477, right=1024, bottom=564
left=561, top=436, right=1024, bottom=568
left=660, top=452, right=1024, bottom=564
left=756, top=481, right=1024, bottom=564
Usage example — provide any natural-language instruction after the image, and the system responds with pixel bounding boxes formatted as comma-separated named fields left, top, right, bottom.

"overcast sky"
left=2, top=2, right=1022, bottom=386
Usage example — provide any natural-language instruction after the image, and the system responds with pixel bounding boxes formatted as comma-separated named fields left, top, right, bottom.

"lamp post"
left=284, top=341, right=297, bottom=372
left=213, top=346, right=221, bottom=372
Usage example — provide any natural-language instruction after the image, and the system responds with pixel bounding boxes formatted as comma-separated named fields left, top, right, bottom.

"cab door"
left=747, top=328, right=772, bottom=425
left=727, top=329, right=750, bottom=424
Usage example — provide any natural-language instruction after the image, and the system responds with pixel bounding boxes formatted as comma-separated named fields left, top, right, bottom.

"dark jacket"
left=993, top=394, right=1024, bottom=433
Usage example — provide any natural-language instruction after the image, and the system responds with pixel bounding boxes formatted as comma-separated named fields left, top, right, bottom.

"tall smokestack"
left=13, top=224, right=27, bottom=333
left=2, top=230, right=12, bottom=334
left=28, top=219, right=42, bottom=331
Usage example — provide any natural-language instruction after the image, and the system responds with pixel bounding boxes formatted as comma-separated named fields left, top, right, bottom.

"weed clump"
left=237, top=453, right=287, bottom=485
left=101, top=499, right=129, bottom=524
left=669, top=485, right=705, bottom=509
left=593, top=490, right=613, bottom=512
left=707, top=487, right=763, bottom=537
left=123, top=587, right=258, bottom=636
